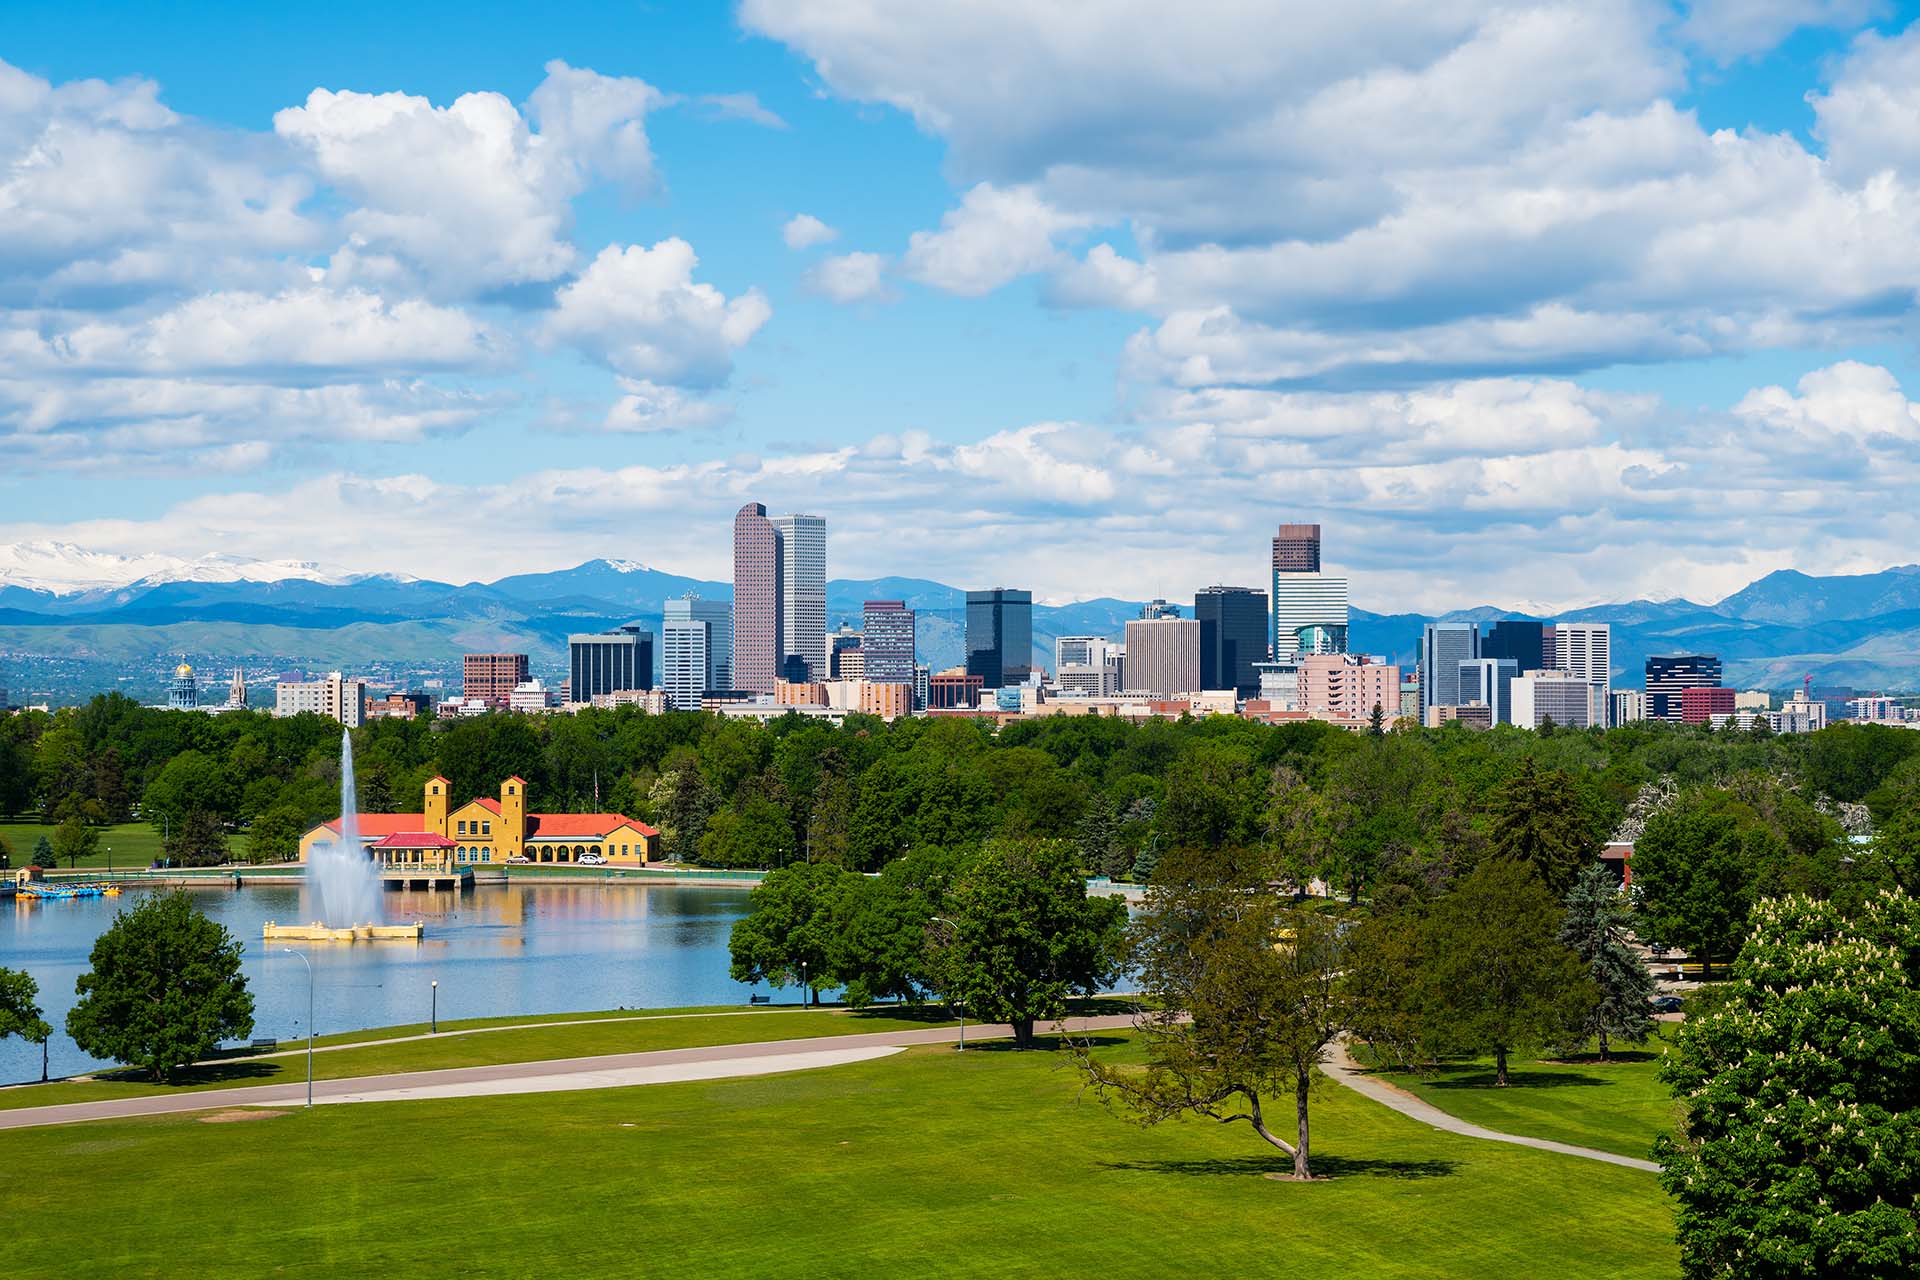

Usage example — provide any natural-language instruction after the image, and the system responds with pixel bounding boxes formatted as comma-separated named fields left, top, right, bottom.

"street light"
left=799, top=960, right=808, bottom=1008
left=929, top=915, right=965, bottom=1052
left=431, top=980, right=438, bottom=1034
left=280, top=948, right=314, bottom=1108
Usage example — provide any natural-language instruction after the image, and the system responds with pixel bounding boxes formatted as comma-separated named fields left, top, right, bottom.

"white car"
left=505, top=855, right=530, bottom=865
left=578, top=853, right=608, bottom=865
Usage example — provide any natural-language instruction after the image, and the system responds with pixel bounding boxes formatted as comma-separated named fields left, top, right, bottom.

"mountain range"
left=1, top=541, right=1917, bottom=703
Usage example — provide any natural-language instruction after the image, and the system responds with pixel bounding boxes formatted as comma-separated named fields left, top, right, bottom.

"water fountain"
left=266, top=729, right=422, bottom=942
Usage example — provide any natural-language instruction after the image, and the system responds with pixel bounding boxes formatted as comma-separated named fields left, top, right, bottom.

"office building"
left=732, top=503, right=781, bottom=694
left=509, top=679, right=556, bottom=713
left=663, top=595, right=732, bottom=711
left=1195, top=585, right=1269, bottom=696
left=1611, top=689, right=1647, bottom=725
left=1681, top=686, right=1737, bottom=725
left=463, top=653, right=529, bottom=707
left=1123, top=618, right=1201, bottom=695
left=1484, top=619, right=1549, bottom=672
left=1398, top=675, right=1420, bottom=722
left=966, top=588, right=1033, bottom=687
left=862, top=601, right=917, bottom=684
left=1420, top=623, right=1481, bottom=721
left=1458, top=657, right=1519, bottom=725
left=1772, top=689, right=1827, bottom=733
left=929, top=669, right=985, bottom=710
left=1056, top=635, right=1124, bottom=697
left=1645, top=653, right=1723, bottom=723
left=1140, top=598, right=1183, bottom=620
left=1511, top=670, right=1592, bottom=729
left=1270, top=522, right=1347, bottom=663
left=1299, top=655, right=1400, bottom=721
left=1553, top=623, right=1612, bottom=727
left=1271, top=522, right=1321, bottom=572
left=569, top=626, right=653, bottom=700
left=275, top=672, right=369, bottom=727
left=772, top=513, right=828, bottom=682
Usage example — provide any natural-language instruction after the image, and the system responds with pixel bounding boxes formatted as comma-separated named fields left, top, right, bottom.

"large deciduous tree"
left=940, top=839, right=1126, bottom=1048
left=66, top=892, right=253, bottom=1082
left=1659, top=892, right=1920, bottom=1279
left=727, top=862, right=865, bottom=1004
left=1081, top=844, right=1346, bottom=1180
left=0, top=967, right=53, bottom=1083
left=1558, top=864, right=1654, bottom=1060
left=1632, top=796, right=1775, bottom=978
left=1421, top=859, right=1593, bottom=1085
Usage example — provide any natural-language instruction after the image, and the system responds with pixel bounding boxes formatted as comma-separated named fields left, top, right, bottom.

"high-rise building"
left=772, top=513, right=827, bottom=682
left=1055, top=635, right=1124, bottom=696
left=275, top=672, right=368, bottom=726
left=1271, top=523, right=1322, bottom=573
left=732, top=502, right=780, bottom=694
left=569, top=626, right=653, bottom=700
left=1420, top=623, right=1481, bottom=721
left=1123, top=617, right=1201, bottom=695
left=1270, top=524, right=1345, bottom=663
left=966, top=588, right=1033, bottom=687
left=1611, top=689, right=1648, bottom=725
left=1298, top=654, right=1400, bottom=721
left=914, top=663, right=931, bottom=711
left=1484, top=619, right=1549, bottom=672
left=1645, top=653, right=1723, bottom=722
left=463, top=653, right=529, bottom=707
left=862, top=600, right=916, bottom=685
left=1140, top=598, right=1183, bottom=620
left=1511, top=670, right=1592, bottom=729
left=1553, top=623, right=1612, bottom=727
left=1195, top=585, right=1269, bottom=696
left=663, top=595, right=731, bottom=710
left=1681, top=686, right=1737, bottom=725
left=829, top=624, right=864, bottom=679
left=1458, top=657, right=1519, bottom=724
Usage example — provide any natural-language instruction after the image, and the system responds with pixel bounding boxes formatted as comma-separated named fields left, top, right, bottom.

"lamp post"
left=799, top=960, right=808, bottom=1008
left=431, top=980, right=438, bottom=1034
left=280, top=948, right=313, bottom=1108
left=929, top=915, right=964, bottom=1052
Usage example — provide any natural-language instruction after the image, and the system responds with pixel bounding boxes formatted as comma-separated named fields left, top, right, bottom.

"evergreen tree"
left=1558, top=864, right=1654, bottom=1060
left=163, top=809, right=228, bottom=867
left=1076, top=792, right=1119, bottom=879
left=1487, top=755, right=1599, bottom=896
left=30, top=836, right=56, bottom=869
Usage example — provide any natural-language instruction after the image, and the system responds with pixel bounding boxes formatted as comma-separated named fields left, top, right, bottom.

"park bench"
left=748, top=995, right=771, bottom=1005
left=250, top=1038, right=277, bottom=1051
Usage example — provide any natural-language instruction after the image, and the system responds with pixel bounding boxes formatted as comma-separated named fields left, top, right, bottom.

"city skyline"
left=2, top=5, right=1919, bottom=612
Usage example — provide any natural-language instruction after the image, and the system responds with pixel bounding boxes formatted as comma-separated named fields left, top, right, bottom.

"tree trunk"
left=1597, top=1027, right=1610, bottom=1062
left=1244, top=1088, right=1301, bottom=1171
left=1293, top=1065, right=1312, bottom=1180
left=1012, top=1017, right=1034, bottom=1049
left=1494, top=1044, right=1509, bottom=1087
left=42, top=1038, right=49, bottom=1083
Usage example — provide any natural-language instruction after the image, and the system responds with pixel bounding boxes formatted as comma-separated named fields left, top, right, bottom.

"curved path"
left=0, top=1015, right=1137, bottom=1132
left=1319, top=1040, right=1660, bottom=1172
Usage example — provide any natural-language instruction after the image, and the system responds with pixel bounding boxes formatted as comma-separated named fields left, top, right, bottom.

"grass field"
left=1376, top=1026, right=1685, bottom=1161
left=2, top=1034, right=1678, bottom=1279
left=0, top=818, right=166, bottom=869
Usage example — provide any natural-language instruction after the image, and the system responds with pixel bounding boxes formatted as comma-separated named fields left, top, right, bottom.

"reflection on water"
left=1, top=883, right=758, bottom=1083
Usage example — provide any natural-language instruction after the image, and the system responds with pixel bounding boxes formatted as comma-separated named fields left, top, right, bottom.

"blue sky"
left=2, top=1, right=1919, bottom=611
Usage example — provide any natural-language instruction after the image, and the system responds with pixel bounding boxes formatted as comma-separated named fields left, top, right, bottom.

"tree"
left=245, top=805, right=307, bottom=864
left=51, top=817, right=100, bottom=869
left=1420, top=859, right=1594, bottom=1085
left=1080, top=844, right=1346, bottom=1179
left=1632, top=799, right=1771, bottom=978
left=1076, top=792, right=1122, bottom=879
left=1658, top=892, right=1920, bottom=1279
left=838, top=846, right=962, bottom=1007
left=939, top=839, right=1126, bottom=1048
left=728, top=862, right=865, bottom=1003
left=1558, top=864, right=1654, bottom=1060
left=163, top=809, right=229, bottom=867
left=699, top=794, right=796, bottom=868
left=66, top=892, right=253, bottom=1082
left=30, top=836, right=57, bottom=869
left=0, top=967, right=53, bottom=1083
left=1487, top=756, right=1600, bottom=896
left=140, top=749, right=236, bottom=831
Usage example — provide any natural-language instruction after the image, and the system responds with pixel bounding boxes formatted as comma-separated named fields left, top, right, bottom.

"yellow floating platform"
left=263, top=920, right=425, bottom=942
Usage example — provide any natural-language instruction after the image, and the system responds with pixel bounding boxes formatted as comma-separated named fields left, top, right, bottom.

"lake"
left=1, top=882, right=764, bottom=1083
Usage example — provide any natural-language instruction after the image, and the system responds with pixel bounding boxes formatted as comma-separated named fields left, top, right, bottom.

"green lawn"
left=2, top=1036, right=1678, bottom=1279
left=1377, top=1026, right=1686, bottom=1161
left=0, top=818, right=166, bottom=869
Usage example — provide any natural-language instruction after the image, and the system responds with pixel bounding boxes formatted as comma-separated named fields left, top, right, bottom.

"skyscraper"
left=1270, top=523, right=1345, bottom=663
left=1483, top=619, right=1549, bottom=672
left=772, top=513, right=827, bottom=682
left=1645, top=653, right=1723, bottom=722
left=1123, top=618, right=1201, bottom=695
left=1458, top=657, right=1519, bottom=724
left=1194, top=585, right=1269, bottom=696
left=463, top=653, right=529, bottom=707
left=965, top=588, right=1033, bottom=687
left=1553, top=623, right=1612, bottom=727
left=663, top=595, right=732, bottom=710
left=732, top=502, right=779, bottom=694
left=862, top=600, right=916, bottom=684
left=569, top=626, right=654, bottom=699
left=1420, top=622, right=1481, bottom=720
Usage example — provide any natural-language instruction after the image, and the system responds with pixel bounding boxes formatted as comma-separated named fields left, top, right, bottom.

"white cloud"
left=697, top=92, right=788, bottom=129
left=782, top=213, right=839, bottom=250
left=601, top=379, right=734, bottom=433
left=543, top=239, right=771, bottom=386
left=901, top=183, right=1087, bottom=296
left=804, top=251, right=891, bottom=303
left=1679, top=0, right=1885, bottom=61
left=1810, top=25, right=1920, bottom=183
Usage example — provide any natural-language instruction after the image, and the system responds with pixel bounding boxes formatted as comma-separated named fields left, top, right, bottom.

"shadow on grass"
left=1102, top=1153, right=1458, bottom=1181
left=89, top=1060, right=282, bottom=1088
left=1422, top=1070, right=1607, bottom=1090
left=1541, top=1049, right=1660, bottom=1066
left=959, top=1034, right=1129, bottom=1053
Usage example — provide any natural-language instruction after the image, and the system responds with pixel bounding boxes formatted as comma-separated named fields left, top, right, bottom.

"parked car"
left=505, top=855, right=530, bottom=865
left=1648, top=942, right=1669, bottom=957
left=578, top=854, right=608, bottom=865
left=1651, top=995, right=1684, bottom=1014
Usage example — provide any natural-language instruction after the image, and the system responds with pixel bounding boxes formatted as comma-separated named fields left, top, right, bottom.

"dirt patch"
left=198, top=1109, right=289, bottom=1124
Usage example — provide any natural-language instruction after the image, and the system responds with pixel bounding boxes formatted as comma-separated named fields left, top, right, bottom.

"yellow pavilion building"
left=299, top=775, right=660, bottom=867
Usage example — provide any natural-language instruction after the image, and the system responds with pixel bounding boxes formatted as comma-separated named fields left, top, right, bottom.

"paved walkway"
left=0, top=1015, right=1137, bottom=1131
left=1318, top=1040, right=1660, bottom=1172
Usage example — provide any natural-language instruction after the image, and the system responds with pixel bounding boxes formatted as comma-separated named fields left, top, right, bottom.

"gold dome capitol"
left=175, top=663, right=193, bottom=678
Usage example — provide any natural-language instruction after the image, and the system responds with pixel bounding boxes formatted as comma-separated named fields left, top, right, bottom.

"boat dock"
left=379, top=866, right=473, bottom=892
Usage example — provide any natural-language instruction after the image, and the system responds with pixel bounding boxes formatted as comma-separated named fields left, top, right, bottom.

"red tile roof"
left=370, top=832, right=457, bottom=850
left=504, top=775, right=528, bottom=784
left=525, top=813, right=659, bottom=839
left=463, top=797, right=503, bottom=815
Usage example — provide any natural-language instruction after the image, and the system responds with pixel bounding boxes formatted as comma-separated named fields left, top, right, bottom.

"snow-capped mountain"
left=0, top=540, right=352, bottom=595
